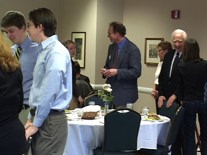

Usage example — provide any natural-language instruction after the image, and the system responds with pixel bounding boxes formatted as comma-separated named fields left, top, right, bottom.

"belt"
left=50, top=109, right=63, bottom=113
left=30, top=108, right=63, bottom=117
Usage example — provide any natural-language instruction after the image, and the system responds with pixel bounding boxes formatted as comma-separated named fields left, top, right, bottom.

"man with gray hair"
left=158, top=29, right=187, bottom=108
left=158, top=29, right=187, bottom=155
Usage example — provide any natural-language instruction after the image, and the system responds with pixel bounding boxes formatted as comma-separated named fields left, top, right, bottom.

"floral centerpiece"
left=98, top=84, right=113, bottom=113
left=98, top=84, right=113, bottom=103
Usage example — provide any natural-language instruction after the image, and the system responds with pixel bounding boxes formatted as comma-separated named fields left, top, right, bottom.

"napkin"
left=66, top=113, right=79, bottom=120
left=82, top=105, right=101, bottom=112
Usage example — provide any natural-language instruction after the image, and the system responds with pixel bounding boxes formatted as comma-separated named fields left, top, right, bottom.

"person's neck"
left=175, top=49, right=182, bottom=53
left=18, top=34, right=27, bottom=46
left=116, top=36, right=125, bottom=44
left=39, top=34, right=49, bottom=43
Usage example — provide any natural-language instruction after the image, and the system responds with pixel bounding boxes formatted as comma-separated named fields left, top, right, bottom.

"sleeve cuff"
left=33, top=116, right=45, bottom=127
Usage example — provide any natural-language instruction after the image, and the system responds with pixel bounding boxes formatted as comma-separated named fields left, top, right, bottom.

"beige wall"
left=0, top=0, right=60, bottom=30
left=58, top=0, right=97, bottom=83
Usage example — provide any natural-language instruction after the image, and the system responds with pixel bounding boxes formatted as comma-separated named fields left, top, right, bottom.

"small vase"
left=104, top=102, right=109, bottom=114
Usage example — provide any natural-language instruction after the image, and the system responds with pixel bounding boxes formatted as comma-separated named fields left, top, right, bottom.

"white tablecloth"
left=63, top=115, right=170, bottom=155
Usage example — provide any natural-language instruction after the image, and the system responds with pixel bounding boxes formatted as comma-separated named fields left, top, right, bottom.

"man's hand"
left=78, top=96, right=84, bottom=107
left=151, top=89, right=158, bottom=99
left=103, top=69, right=118, bottom=78
left=101, top=68, right=107, bottom=75
left=166, top=94, right=177, bottom=108
left=25, top=125, right=38, bottom=140
left=158, top=96, right=166, bottom=108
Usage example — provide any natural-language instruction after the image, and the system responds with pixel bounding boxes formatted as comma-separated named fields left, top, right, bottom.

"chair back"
left=103, top=108, right=141, bottom=152
left=158, top=101, right=180, bottom=120
left=165, top=106, right=185, bottom=146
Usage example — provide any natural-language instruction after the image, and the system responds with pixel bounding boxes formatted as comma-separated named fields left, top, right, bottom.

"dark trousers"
left=31, top=111, right=68, bottom=155
left=0, top=118, right=26, bottom=155
left=182, top=100, right=207, bottom=155
left=171, top=127, right=184, bottom=155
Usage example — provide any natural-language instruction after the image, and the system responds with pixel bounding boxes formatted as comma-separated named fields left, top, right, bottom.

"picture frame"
left=144, top=38, right=164, bottom=65
left=71, top=32, right=86, bottom=68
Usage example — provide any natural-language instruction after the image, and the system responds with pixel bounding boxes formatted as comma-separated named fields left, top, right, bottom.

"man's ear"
left=37, top=24, right=44, bottom=32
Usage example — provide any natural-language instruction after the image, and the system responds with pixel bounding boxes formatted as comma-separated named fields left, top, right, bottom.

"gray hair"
left=171, top=29, right=187, bottom=40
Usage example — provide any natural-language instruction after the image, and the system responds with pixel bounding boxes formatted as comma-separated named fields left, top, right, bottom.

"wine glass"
left=76, top=108, right=83, bottom=120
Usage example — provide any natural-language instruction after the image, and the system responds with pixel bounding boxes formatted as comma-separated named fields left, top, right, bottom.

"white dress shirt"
left=154, top=61, right=163, bottom=85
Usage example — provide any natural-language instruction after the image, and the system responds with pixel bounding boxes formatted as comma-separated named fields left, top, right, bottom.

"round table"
left=63, top=115, right=170, bottom=155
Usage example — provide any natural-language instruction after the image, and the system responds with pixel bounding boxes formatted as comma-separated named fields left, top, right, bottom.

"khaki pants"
left=31, top=111, right=67, bottom=155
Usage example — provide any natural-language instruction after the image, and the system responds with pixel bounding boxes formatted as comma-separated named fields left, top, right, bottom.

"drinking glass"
left=126, top=103, right=133, bottom=110
left=88, top=101, right=95, bottom=106
left=142, top=106, right=149, bottom=115
left=76, top=108, right=83, bottom=120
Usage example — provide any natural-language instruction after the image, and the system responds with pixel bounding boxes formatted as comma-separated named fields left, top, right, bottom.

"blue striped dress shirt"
left=11, top=36, right=39, bottom=104
left=29, top=35, right=72, bottom=127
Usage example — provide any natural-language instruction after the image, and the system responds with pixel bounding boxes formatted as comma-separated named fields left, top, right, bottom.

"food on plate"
left=146, top=114, right=161, bottom=120
left=65, top=110, right=72, bottom=114
left=148, top=112, right=156, bottom=115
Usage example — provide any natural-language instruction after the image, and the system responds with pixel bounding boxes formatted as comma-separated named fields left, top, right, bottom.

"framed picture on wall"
left=144, top=38, right=164, bottom=65
left=71, top=32, right=86, bottom=68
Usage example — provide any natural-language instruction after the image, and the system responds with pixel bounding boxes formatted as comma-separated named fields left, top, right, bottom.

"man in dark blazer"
left=101, top=21, right=141, bottom=107
left=158, top=29, right=187, bottom=108
left=158, top=29, right=187, bottom=155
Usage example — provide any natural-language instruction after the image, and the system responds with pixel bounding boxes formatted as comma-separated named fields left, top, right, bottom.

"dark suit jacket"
left=104, top=38, right=141, bottom=106
left=0, top=68, right=23, bottom=126
left=158, top=50, right=181, bottom=99
left=71, top=60, right=78, bottom=97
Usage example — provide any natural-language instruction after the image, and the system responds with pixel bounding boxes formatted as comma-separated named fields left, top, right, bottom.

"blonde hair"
left=0, top=32, right=20, bottom=72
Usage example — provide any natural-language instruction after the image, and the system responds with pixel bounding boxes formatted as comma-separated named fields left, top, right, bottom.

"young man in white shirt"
left=25, top=8, right=72, bottom=155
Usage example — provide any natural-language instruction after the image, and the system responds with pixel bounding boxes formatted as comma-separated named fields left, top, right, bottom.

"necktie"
left=112, top=45, right=119, bottom=68
left=172, top=52, right=180, bottom=69
left=15, top=46, right=22, bottom=60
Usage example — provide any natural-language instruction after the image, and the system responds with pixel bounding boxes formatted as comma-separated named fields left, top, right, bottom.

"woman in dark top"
left=175, top=38, right=207, bottom=155
left=0, top=32, right=25, bottom=154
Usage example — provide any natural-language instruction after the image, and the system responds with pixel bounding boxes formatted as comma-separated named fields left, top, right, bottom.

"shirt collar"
left=117, top=37, right=127, bottom=50
left=40, top=35, right=58, bottom=50
left=14, top=36, right=31, bottom=51
left=175, top=51, right=182, bottom=57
